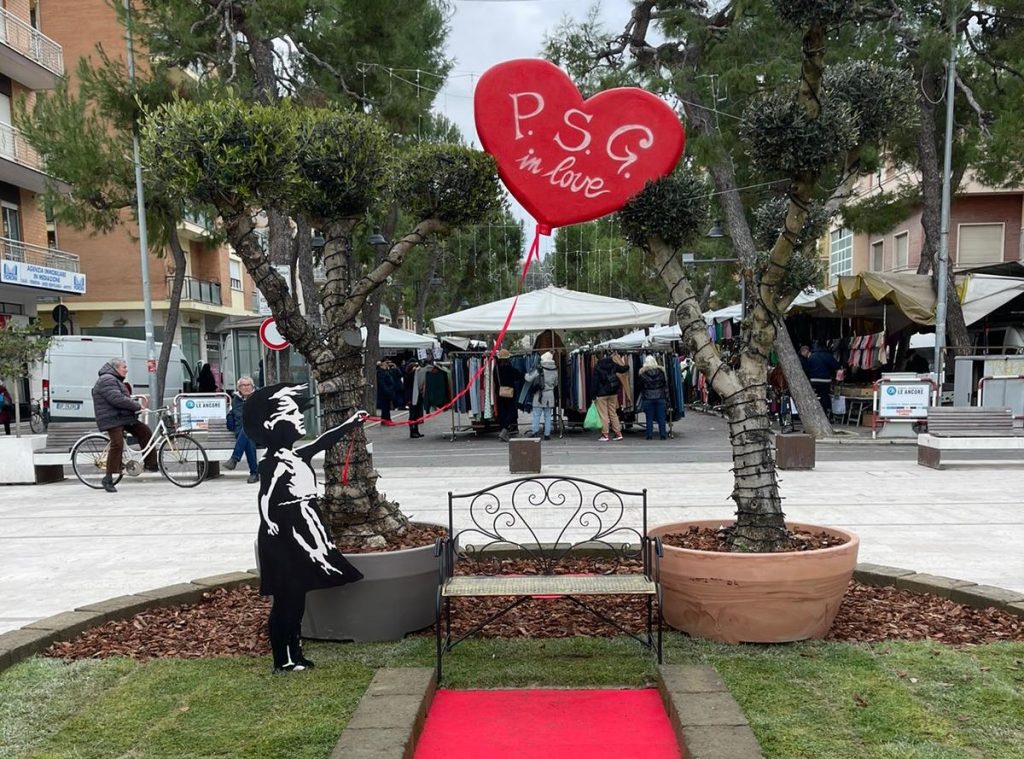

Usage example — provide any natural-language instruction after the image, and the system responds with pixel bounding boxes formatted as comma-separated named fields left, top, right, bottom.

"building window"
left=957, top=223, right=1004, bottom=266
left=894, top=232, right=909, bottom=270
left=828, top=228, right=853, bottom=284
left=229, top=259, right=243, bottom=290
left=871, top=241, right=884, bottom=272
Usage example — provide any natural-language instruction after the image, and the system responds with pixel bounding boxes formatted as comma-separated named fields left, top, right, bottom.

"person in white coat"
left=527, top=351, right=559, bottom=441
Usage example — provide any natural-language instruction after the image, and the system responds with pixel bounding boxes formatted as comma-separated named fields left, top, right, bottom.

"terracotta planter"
left=650, top=520, right=859, bottom=644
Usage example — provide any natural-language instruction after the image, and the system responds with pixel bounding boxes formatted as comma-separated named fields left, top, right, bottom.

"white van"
left=40, top=336, right=194, bottom=422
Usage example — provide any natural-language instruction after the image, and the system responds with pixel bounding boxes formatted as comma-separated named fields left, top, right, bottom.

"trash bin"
left=509, top=438, right=541, bottom=473
left=775, top=432, right=815, bottom=470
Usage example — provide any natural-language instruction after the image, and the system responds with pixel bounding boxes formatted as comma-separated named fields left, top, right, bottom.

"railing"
left=0, top=121, right=42, bottom=172
left=0, top=236, right=79, bottom=272
left=0, top=8, right=64, bottom=77
left=167, top=275, right=222, bottom=305
left=181, top=207, right=215, bottom=233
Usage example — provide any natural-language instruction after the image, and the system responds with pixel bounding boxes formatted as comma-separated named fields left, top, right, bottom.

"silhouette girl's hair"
left=242, top=383, right=313, bottom=447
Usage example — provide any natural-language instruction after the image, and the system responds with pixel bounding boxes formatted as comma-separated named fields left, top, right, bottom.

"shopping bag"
left=584, top=401, right=602, bottom=430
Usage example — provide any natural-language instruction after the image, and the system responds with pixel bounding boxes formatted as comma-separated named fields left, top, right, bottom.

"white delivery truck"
left=40, top=336, right=194, bottom=422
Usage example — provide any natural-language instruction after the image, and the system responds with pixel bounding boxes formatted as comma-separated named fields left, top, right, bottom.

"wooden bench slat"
left=443, top=574, right=656, bottom=597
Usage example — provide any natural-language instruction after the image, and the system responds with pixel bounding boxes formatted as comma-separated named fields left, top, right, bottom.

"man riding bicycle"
left=91, top=358, right=158, bottom=493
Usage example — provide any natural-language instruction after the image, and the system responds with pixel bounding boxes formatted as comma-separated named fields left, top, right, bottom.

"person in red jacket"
left=0, top=383, right=13, bottom=435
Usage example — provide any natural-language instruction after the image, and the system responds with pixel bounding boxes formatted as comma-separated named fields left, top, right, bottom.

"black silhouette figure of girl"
left=243, top=383, right=365, bottom=673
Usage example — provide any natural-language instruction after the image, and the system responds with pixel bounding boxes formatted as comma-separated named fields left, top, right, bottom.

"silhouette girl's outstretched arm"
left=295, top=410, right=367, bottom=462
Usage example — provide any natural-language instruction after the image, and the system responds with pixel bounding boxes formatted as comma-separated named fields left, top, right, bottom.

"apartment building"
left=39, top=0, right=261, bottom=385
left=826, top=166, right=1024, bottom=283
left=0, top=0, right=81, bottom=329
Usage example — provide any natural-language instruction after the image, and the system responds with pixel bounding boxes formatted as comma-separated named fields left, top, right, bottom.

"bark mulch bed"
left=45, top=557, right=1023, bottom=662
left=660, top=525, right=847, bottom=552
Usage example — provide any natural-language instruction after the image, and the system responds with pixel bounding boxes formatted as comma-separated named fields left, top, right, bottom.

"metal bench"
left=917, top=407, right=1024, bottom=469
left=434, top=475, right=662, bottom=682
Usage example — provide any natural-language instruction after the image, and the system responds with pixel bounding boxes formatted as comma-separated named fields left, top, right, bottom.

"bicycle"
left=29, top=400, right=48, bottom=434
left=70, top=409, right=209, bottom=489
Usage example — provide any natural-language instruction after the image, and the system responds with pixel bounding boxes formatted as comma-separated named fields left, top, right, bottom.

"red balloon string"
left=363, top=223, right=546, bottom=429
left=341, top=430, right=356, bottom=484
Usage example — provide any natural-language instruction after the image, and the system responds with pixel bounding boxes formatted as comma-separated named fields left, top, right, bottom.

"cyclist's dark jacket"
left=91, top=362, right=143, bottom=431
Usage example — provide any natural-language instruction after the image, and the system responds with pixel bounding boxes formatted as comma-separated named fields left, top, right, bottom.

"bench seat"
left=917, top=407, right=1023, bottom=469
left=443, top=574, right=657, bottom=597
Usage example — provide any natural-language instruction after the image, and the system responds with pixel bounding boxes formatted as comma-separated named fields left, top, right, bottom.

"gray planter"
left=301, top=539, right=438, bottom=642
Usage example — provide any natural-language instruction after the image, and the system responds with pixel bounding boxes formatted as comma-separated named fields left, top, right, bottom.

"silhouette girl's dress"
left=243, top=383, right=364, bottom=672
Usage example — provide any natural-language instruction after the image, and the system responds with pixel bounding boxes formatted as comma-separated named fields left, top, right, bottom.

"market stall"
left=432, top=286, right=672, bottom=439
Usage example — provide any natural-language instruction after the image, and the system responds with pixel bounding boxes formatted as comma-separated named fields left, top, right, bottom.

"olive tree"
left=144, top=100, right=501, bottom=545
left=613, top=2, right=914, bottom=551
left=0, top=322, right=51, bottom=437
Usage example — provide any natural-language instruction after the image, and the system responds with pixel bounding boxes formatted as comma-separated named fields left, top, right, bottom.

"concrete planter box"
left=302, top=536, right=438, bottom=643
left=0, top=435, right=46, bottom=485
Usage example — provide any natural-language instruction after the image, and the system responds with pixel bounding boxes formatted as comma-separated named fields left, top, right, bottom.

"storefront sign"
left=1, top=259, right=87, bottom=295
left=175, top=393, right=230, bottom=431
left=878, top=382, right=931, bottom=418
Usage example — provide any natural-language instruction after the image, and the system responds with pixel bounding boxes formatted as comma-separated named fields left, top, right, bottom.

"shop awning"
left=960, top=274, right=1024, bottom=325
left=361, top=324, right=440, bottom=351
left=431, top=286, right=671, bottom=335
left=831, top=272, right=937, bottom=325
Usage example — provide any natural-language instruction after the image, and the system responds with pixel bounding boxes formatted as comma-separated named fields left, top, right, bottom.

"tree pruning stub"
left=474, top=58, right=685, bottom=230
left=259, top=317, right=289, bottom=351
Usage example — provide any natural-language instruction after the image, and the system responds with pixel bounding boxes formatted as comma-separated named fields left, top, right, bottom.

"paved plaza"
left=1, top=411, right=1022, bottom=634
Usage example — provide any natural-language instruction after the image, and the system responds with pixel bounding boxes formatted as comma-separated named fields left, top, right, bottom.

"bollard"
left=509, top=437, right=541, bottom=473
left=775, top=432, right=815, bottom=470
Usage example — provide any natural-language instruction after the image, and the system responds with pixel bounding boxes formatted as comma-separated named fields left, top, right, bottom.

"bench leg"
left=435, top=589, right=444, bottom=685
left=204, top=461, right=222, bottom=480
left=917, top=445, right=942, bottom=470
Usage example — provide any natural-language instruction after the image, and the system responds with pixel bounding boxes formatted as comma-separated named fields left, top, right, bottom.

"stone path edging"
left=658, top=664, right=764, bottom=758
left=1, top=563, right=1022, bottom=680
left=330, top=668, right=435, bottom=759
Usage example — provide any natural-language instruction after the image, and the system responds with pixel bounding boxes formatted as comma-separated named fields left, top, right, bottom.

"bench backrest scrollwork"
left=445, top=476, right=650, bottom=577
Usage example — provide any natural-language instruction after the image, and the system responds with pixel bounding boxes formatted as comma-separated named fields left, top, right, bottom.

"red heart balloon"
left=475, top=59, right=685, bottom=230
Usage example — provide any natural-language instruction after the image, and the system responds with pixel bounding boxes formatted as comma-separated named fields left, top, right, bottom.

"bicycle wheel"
left=29, top=410, right=47, bottom=434
left=71, top=434, right=124, bottom=489
left=158, top=433, right=208, bottom=487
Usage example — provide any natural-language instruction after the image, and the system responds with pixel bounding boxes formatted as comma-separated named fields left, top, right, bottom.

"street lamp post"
left=123, top=0, right=157, bottom=418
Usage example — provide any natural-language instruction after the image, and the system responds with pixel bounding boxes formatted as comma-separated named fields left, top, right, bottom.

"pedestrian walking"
left=592, top=350, right=628, bottom=441
left=638, top=355, right=668, bottom=440
left=224, top=376, right=260, bottom=483
left=404, top=359, right=424, bottom=438
left=91, top=358, right=157, bottom=492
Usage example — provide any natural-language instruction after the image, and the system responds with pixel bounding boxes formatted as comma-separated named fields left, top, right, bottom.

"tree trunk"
left=157, top=228, right=189, bottom=405
left=915, top=80, right=973, bottom=359
left=651, top=240, right=787, bottom=551
left=774, top=326, right=833, bottom=438
left=318, top=343, right=409, bottom=545
left=414, top=250, right=440, bottom=336
left=294, top=216, right=322, bottom=328
left=363, top=292, right=382, bottom=410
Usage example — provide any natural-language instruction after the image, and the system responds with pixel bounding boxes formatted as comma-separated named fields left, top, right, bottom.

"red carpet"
left=414, top=689, right=680, bottom=759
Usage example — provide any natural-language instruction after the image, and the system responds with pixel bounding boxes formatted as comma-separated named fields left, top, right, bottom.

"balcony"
left=167, top=275, right=222, bottom=306
left=0, top=121, right=50, bottom=193
left=177, top=207, right=216, bottom=240
left=0, top=9, right=64, bottom=89
left=0, top=237, right=86, bottom=295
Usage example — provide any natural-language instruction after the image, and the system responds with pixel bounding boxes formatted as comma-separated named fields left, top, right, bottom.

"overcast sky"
left=437, top=0, right=636, bottom=255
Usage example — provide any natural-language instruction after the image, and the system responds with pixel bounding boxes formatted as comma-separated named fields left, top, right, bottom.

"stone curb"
left=852, top=564, right=1024, bottom=611
left=657, top=665, right=764, bottom=758
left=0, top=571, right=259, bottom=676
left=330, top=668, right=436, bottom=759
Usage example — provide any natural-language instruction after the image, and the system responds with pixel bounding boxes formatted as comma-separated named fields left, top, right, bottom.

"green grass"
left=1, top=636, right=1022, bottom=758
